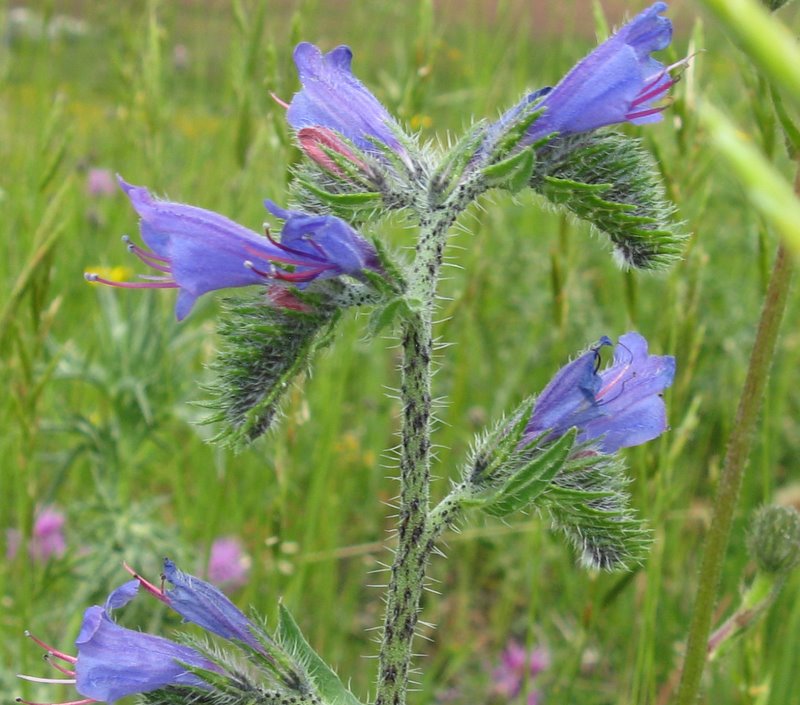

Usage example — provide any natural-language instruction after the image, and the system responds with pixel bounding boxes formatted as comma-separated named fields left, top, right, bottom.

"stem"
left=675, top=168, right=797, bottom=703
left=374, top=212, right=454, bottom=705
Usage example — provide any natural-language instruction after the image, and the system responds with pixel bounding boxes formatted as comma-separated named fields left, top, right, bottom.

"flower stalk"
left=675, top=173, right=797, bottom=703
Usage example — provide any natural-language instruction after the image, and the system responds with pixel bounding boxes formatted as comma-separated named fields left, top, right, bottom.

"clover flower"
left=84, top=178, right=380, bottom=320
left=284, top=42, right=408, bottom=160
left=207, top=536, right=251, bottom=591
left=491, top=3, right=686, bottom=149
left=491, top=640, right=550, bottom=705
left=18, top=580, right=221, bottom=704
left=523, top=332, right=675, bottom=453
left=6, top=506, right=67, bottom=563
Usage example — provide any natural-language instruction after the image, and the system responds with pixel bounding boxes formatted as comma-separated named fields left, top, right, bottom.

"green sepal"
left=490, top=103, right=546, bottom=160
left=482, top=428, right=577, bottom=517
left=464, top=396, right=537, bottom=490
left=298, top=178, right=383, bottom=207
left=771, top=85, right=800, bottom=158
left=277, top=603, right=364, bottom=705
left=482, top=147, right=536, bottom=193
left=365, top=297, right=413, bottom=338
left=429, top=120, right=489, bottom=201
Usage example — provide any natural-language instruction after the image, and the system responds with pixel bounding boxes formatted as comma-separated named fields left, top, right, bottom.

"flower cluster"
left=491, top=640, right=550, bottom=705
left=18, top=559, right=306, bottom=704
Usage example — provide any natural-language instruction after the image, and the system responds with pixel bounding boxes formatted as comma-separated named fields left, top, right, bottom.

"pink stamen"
left=123, top=563, right=169, bottom=603
left=122, top=236, right=168, bottom=263
left=272, top=265, right=329, bottom=282
left=629, top=78, right=675, bottom=109
left=24, top=632, right=76, bottom=665
left=626, top=105, right=668, bottom=121
left=270, top=92, right=290, bottom=110
left=84, top=273, right=179, bottom=289
left=125, top=244, right=172, bottom=273
left=596, top=364, right=631, bottom=401
left=43, top=655, right=75, bottom=677
left=244, top=260, right=277, bottom=278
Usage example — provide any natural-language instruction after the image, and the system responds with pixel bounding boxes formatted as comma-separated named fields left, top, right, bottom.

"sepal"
left=481, top=429, right=577, bottom=517
left=277, top=603, right=364, bottom=705
left=481, top=147, right=536, bottom=194
left=531, top=131, right=688, bottom=269
left=428, top=120, right=489, bottom=203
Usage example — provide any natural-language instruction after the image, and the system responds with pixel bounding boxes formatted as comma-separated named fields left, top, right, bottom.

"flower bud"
left=747, top=504, right=800, bottom=575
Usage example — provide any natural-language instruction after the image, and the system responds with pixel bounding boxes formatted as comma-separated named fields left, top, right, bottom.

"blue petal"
left=162, top=558, right=265, bottom=654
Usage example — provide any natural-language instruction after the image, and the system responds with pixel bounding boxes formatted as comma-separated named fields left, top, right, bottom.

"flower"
left=86, top=168, right=116, bottom=197
left=6, top=506, right=67, bottom=563
left=84, top=178, right=380, bottom=320
left=523, top=332, right=675, bottom=454
left=493, top=3, right=684, bottom=148
left=491, top=640, right=550, bottom=705
left=296, top=125, right=371, bottom=178
left=285, top=42, right=407, bottom=159
left=126, top=557, right=265, bottom=654
left=207, top=537, right=251, bottom=591
left=18, top=581, right=220, bottom=704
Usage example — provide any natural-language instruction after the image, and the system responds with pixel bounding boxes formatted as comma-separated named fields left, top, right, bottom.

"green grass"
left=2, top=1, right=800, bottom=704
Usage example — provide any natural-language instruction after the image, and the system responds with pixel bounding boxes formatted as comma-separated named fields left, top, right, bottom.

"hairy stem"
left=374, top=211, right=455, bottom=705
left=675, top=169, right=797, bottom=703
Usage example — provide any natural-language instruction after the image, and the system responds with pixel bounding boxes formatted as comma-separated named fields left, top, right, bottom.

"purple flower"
left=6, top=506, right=67, bottom=563
left=19, top=581, right=220, bottom=704
left=86, top=168, right=116, bottom=197
left=207, top=537, right=251, bottom=591
left=524, top=332, right=675, bottom=454
left=127, top=558, right=265, bottom=654
left=285, top=42, right=407, bottom=159
left=84, top=178, right=380, bottom=320
left=491, top=640, right=550, bottom=704
left=494, top=3, right=683, bottom=148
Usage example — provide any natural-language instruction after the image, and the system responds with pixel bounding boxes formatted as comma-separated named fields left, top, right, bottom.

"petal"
left=579, top=394, right=667, bottom=453
left=162, top=558, right=264, bottom=653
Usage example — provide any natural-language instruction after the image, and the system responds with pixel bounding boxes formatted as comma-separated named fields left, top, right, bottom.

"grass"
left=2, top=1, right=800, bottom=704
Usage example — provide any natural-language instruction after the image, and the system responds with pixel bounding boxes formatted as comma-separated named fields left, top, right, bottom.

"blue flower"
left=19, top=581, right=220, bottom=704
left=524, top=332, right=675, bottom=453
left=285, top=42, right=407, bottom=159
left=126, top=558, right=266, bottom=654
left=85, top=178, right=380, bottom=320
left=493, top=3, right=683, bottom=148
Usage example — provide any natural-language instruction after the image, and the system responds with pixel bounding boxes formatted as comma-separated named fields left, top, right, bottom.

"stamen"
left=84, top=273, right=178, bottom=290
left=270, top=92, right=290, bottom=110
left=123, top=563, right=168, bottom=603
left=260, top=232, right=328, bottom=264
left=44, top=655, right=75, bottom=677
left=626, top=104, right=670, bottom=121
left=17, top=676, right=76, bottom=685
left=244, top=260, right=277, bottom=278
left=272, top=265, right=330, bottom=282
left=629, top=78, right=675, bottom=109
left=24, top=632, right=76, bottom=665
left=121, top=236, right=168, bottom=263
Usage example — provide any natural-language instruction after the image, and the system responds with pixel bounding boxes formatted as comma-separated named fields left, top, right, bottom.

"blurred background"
left=2, top=1, right=799, bottom=703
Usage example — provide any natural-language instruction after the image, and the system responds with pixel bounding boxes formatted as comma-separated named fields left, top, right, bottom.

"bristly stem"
left=374, top=209, right=455, bottom=705
left=675, top=168, right=797, bottom=704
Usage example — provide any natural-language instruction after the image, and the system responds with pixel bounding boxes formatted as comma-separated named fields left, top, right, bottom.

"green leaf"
left=482, top=147, right=536, bottom=193
left=277, top=603, right=364, bottom=705
left=483, top=429, right=576, bottom=517
left=532, top=132, right=688, bottom=269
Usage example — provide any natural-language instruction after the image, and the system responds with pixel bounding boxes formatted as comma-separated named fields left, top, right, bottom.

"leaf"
left=277, top=603, right=364, bottom=705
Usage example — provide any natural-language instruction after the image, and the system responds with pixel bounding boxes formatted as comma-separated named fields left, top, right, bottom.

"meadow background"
left=2, top=1, right=799, bottom=704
